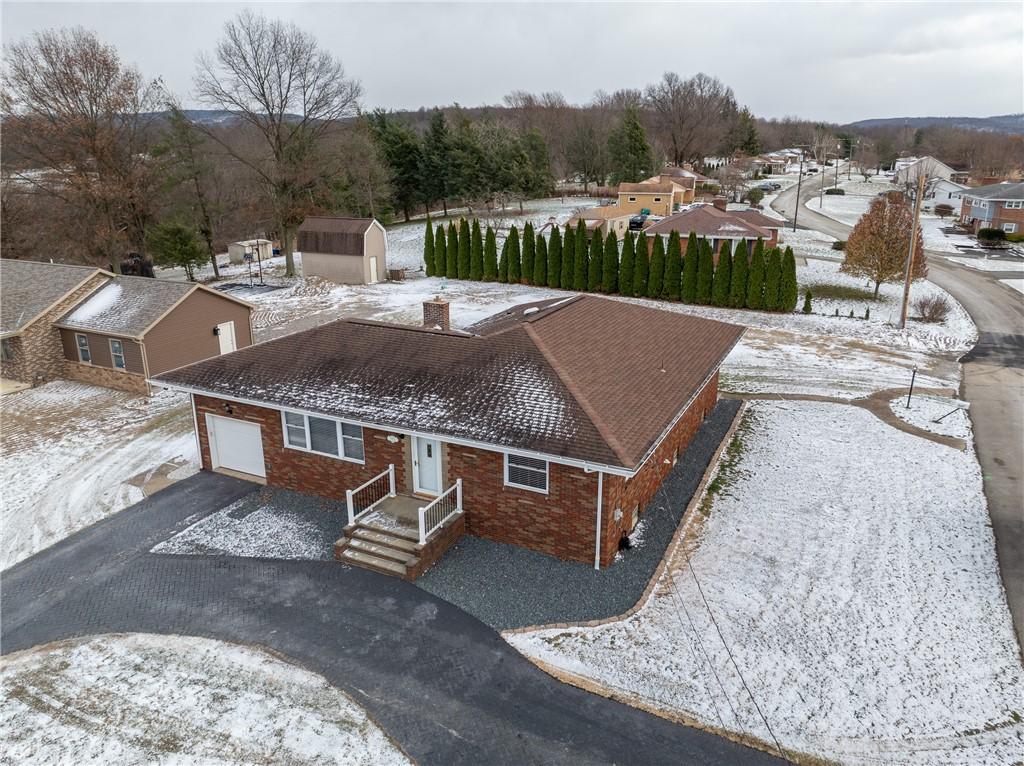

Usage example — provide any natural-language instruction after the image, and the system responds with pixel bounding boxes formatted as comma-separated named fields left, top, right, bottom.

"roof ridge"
left=523, top=321, right=634, bottom=467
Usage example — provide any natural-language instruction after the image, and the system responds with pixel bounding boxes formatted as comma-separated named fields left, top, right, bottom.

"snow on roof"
left=59, top=276, right=195, bottom=337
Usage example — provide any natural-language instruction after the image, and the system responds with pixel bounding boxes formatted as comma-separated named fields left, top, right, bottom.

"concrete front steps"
left=334, top=512, right=465, bottom=581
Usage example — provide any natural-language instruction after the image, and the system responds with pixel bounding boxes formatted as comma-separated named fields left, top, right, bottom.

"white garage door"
left=206, top=414, right=266, bottom=479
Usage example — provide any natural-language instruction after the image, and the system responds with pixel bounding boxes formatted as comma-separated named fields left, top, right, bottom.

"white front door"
left=412, top=436, right=441, bottom=496
left=368, top=256, right=379, bottom=284
left=206, top=414, right=266, bottom=478
left=216, top=321, right=236, bottom=354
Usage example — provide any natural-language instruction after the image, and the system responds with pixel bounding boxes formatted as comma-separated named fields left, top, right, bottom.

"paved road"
left=774, top=175, right=1024, bottom=647
left=1, top=472, right=783, bottom=766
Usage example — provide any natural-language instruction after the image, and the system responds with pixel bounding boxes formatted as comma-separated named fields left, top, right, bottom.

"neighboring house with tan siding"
left=1, top=259, right=253, bottom=396
left=298, top=217, right=388, bottom=284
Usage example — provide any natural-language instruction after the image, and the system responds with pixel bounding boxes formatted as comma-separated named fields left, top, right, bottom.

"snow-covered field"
left=0, top=633, right=410, bottom=765
left=777, top=227, right=842, bottom=261
left=947, top=255, right=1024, bottom=272
left=508, top=401, right=1023, bottom=766
left=0, top=382, right=197, bottom=570
left=889, top=394, right=972, bottom=439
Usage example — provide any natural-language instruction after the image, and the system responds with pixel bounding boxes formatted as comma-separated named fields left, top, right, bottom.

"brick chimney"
left=423, top=297, right=450, bottom=331
left=712, top=196, right=728, bottom=211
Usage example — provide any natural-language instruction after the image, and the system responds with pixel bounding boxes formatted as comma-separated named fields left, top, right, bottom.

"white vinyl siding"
left=505, top=453, right=548, bottom=493
left=281, top=410, right=364, bottom=463
left=75, top=333, right=91, bottom=363
left=109, top=339, right=126, bottom=370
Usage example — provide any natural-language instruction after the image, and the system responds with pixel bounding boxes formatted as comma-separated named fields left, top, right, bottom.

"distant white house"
left=893, top=156, right=957, bottom=185
left=923, top=178, right=968, bottom=214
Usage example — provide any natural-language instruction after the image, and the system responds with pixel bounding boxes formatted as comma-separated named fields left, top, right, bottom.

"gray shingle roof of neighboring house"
left=57, top=276, right=198, bottom=338
left=0, top=260, right=103, bottom=336
left=153, top=295, right=744, bottom=471
left=961, top=182, right=1024, bottom=201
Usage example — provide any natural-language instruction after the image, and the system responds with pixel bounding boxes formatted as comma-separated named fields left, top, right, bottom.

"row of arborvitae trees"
left=422, top=216, right=799, bottom=312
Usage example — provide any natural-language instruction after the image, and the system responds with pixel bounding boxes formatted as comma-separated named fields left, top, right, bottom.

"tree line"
left=422, top=217, right=799, bottom=313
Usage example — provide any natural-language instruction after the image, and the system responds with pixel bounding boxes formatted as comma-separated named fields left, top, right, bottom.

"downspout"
left=189, top=393, right=202, bottom=470
left=593, top=470, right=604, bottom=571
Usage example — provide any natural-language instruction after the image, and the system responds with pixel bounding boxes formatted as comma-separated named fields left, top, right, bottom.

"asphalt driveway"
left=1, top=471, right=782, bottom=765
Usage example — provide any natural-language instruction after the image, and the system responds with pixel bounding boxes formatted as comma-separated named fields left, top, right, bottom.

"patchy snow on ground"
left=0, top=633, right=410, bottom=765
left=508, top=402, right=1023, bottom=766
left=918, top=215, right=975, bottom=254
left=889, top=394, right=972, bottom=439
left=777, top=227, right=842, bottom=261
left=1, top=382, right=197, bottom=570
left=947, top=255, right=1024, bottom=272
left=805, top=191, right=871, bottom=227
left=1000, top=278, right=1024, bottom=295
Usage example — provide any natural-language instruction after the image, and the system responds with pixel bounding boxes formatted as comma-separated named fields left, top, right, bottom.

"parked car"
left=806, top=168, right=819, bottom=174
left=628, top=215, right=647, bottom=231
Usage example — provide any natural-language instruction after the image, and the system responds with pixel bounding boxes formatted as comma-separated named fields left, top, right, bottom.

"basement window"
left=282, top=410, right=364, bottom=463
left=505, top=453, right=548, bottom=493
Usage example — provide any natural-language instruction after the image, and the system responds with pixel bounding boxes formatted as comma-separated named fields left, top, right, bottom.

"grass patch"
left=699, top=407, right=756, bottom=517
left=799, top=282, right=877, bottom=301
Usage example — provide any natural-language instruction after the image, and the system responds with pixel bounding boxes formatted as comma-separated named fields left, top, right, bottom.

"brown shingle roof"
left=645, top=205, right=771, bottom=240
left=618, top=181, right=676, bottom=195
left=58, top=276, right=197, bottom=337
left=1, top=260, right=103, bottom=335
left=297, top=217, right=375, bottom=255
left=153, top=295, right=742, bottom=471
left=731, top=209, right=784, bottom=230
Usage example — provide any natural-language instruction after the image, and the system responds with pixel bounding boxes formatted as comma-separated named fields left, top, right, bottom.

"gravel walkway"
left=417, top=399, right=742, bottom=630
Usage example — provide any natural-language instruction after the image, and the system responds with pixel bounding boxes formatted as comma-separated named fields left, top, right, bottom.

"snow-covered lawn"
left=947, top=255, right=1024, bottom=272
left=777, top=227, right=842, bottom=261
left=805, top=190, right=872, bottom=227
left=1000, top=278, right=1024, bottom=295
left=0, top=633, right=410, bottom=765
left=889, top=394, right=972, bottom=439
left=508, top=401, right=1024, bottom=766
left=918, top=215, right=975, bottom=254
left=0, top=382, right=197, bottom=570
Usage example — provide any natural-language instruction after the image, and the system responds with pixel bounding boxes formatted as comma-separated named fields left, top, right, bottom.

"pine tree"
left=633, top=232, right=649, bottom=297
left=763, top=247, right=782, bottom=311
left=507, top=226, right=522, bottom=283
left=802, top=289, right=812, bottom=314
left=619, top=231, right=635, bottom=297
left=588, top=229, right=603, bottom=291
left=665, top=231, right=681, bottom=301
left=423, top=215, right=435, bottom=276
left=457, top=218, right=471, bottom=279
left=711, top=241, right=732, bottom=306
left=521, top=222, right=535, bottom=285
left=434, top=225, right=446, bottom=280
left=647, top=234, right=665, bottom=298
left=534, top=234, right=547, bottom=286
left=779, top=246, right=798, bottom=312
left=695, top=238, right=714, bottom=305
left=547, top=226, right=562, bottom=288
left=746, top=239, right=766, bottom=309
left=681, top=232, right=699, bottom=303
left=607, top=106, right=653, bottom=185
left=483, top=226, right=498, bottom=281
left=469, top=219, right=484, bottom=280
left=729, top=240, right=748, bottom=308
left=497, top=235, right=509, bottom=283
left=602, top=230, right=619, bottom=294
left=446, top=222, right=458, bottom=279
left=561, top=224, right=575, bottom=289
left=573, top=220, right=588, bottom=291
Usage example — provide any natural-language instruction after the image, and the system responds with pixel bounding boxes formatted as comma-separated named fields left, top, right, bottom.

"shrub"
left=824, top=188, right=845, bottom=195
left=864, top=307, right=870, bottom=320
left=977, top=228, right=1007, bottom=244
left=913, top=294, right=951, bottom=323
left=802, top=290, right=812, bottom=314
left=1007, top=232, right=1024, bottom=243
left=832, top=240, right=846, bottom=251
left=934, top=203, right=954, bottom=218
left=745, top=188, right=765, bottom=206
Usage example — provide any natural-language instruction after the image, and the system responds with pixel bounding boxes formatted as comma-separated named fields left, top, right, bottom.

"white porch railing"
left=346, top=464, right=396, bottom=525
left=418, top=478, right=462, bottom=544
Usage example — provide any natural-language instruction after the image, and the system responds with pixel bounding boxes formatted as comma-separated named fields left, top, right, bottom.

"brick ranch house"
left=152, top=295, right=743, bottom=578
left=645, top=201, right=783, bottom=254
left=1, top=259, right=253, bottom=395
left=958, top=181, right=1024, bottom=235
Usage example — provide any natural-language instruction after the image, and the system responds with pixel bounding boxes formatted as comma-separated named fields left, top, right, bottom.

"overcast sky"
left=3, top=2, right=1022, bottom=123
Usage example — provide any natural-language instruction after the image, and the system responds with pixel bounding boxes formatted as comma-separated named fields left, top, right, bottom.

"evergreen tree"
left=695, top=238, right=714, bottom=305
left=423, top=215, right=435, bottom=276
left=588, top=229, right=603, bottom=291
left=446, top=222, right=458, bottom=279
left=633, top=232, right=649, bottom=297
left=434, top=225, right=446, bottom=280
left=497, top=235, right=509, bottom=283
left=534, top=234, right=547, bottom=286
left=763, top=247, right=782, bottom=311
left=711, top=241, right=732, bottom=307
left=507, top=226, right=522, bottom=283
left=547, top=226, right=562, bottom=288
left=602, top=230, right=619, bottom=294
left=469, top=219, right=484, bottom=280
left=521, top=221, right=535, bottom=284
left=483, top=225, right=498, bottom=281
left=681, top=232, right=699, bottom=303
left=779, top=246, right=799, bottom=312
left=457, top=218, right=471, bottom=279
left=619, top=231, right=635, bottom=297
left=746, top=239, right=766, bottom=309
left=573, top=220, right=588, bottom=290
left=647, top=234, right=665, bottom=298
left=607, top=107, right=653, bottom=185
left=802, top=289, right=812, bottom=314
left=561, top=224, right=575, bottom=289
left=665, top=231, right=682, bottom=301
left=729, top=239, right=749, bottom=308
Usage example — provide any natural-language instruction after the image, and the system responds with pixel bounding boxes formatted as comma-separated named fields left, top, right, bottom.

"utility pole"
left=898, top=173, right=927, bottom=330
left=835, top=143, right=841, bottom=189
left=792, top=151, right=805, bottom=232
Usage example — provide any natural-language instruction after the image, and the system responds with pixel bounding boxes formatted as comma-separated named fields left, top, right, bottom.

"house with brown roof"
left=1, top=259, right=253, bottom=395
left=644, top=202, right=782, bottom=253
left=152, top=295, right=743, bottom=578
left=298, top=217, right=388, bottom=284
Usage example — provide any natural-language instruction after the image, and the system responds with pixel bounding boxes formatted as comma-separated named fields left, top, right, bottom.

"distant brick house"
left=1, top=259, right=253, bottom=395
left=645, top=201, right=782, bottom=253
left=153, top=295, right=743, bottom=577
left=958, top=182, right=1024, bottom=235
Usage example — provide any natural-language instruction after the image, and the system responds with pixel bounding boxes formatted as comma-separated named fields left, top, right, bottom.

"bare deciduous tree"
left=644, top=72, right=738, bottom=166
left=193, top=10, right=362, bottom=276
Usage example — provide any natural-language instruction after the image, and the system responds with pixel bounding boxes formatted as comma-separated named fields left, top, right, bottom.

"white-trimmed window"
left=281, top=410, right=364, bottom=462
left=1004, top=200, right=1023, bottom=209
left=628, top=196, right=637, bottom=202
left=1, top=338, right=13, bottom=362
left=1003, top=222, right=1018, bottom=233
left=75, top=333, right=91, bottom=363
left=653, top=196, right=662, bottom=202
left=504, top=453, right=548, bottom=493
left=109, top=339, right=126, bottom=370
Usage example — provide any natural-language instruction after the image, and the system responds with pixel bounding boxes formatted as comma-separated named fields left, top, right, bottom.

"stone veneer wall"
left=64, top=360, right=150, bottom=396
